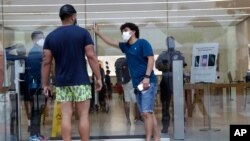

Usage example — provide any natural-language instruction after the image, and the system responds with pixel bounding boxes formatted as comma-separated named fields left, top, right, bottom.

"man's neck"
left=128, top=37, right=138, bottom=45
left=62, top=20, right=73, bottom=26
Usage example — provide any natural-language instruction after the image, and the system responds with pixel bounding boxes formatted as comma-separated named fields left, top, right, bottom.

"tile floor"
left=1, top=89, right=250, bottom=141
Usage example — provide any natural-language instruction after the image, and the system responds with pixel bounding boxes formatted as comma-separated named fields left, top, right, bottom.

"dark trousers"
left=160, top=77, right=173, bottom=129
left=29, top=89, right=44, bottom=136
left=30, top=110, right=42, bottom=135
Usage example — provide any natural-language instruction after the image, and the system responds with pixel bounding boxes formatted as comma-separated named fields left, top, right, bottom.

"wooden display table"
left=0, top=88, right=7, bottom=93
left=184, top=82, right=250, bottom=117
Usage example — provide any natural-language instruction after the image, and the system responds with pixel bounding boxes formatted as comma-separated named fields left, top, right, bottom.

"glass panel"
left=0, top=1, right=9, bottom=141
left=0, top=0, right=250, bottom=141
left=0, top=0, right=3, bottom=87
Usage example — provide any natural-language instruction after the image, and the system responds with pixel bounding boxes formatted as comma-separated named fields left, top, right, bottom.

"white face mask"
left=36, top=38, right=45, bottom=47
left=122, top=31, right=132, bottom=42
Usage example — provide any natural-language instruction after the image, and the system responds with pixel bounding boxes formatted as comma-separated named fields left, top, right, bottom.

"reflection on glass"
left=201, top=55, right=208, bottom=67
left=208, top=54, right=215, bottom=66
left=195, top=56, right=200, bottom=67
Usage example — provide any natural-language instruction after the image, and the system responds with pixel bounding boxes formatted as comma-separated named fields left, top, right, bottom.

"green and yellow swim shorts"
left=55, top=84, right=91, bottom=102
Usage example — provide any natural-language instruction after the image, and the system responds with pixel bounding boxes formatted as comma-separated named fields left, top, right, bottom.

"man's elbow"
left=148, top=56, right=155, bottom=62
left=86, top=52, right=96, bottom=61
left=42, top=60, right=52, bottom=67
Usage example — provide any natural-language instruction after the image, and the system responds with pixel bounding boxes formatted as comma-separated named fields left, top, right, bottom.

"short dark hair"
left=59, top=4, right=77, bottom=20
left=31, top=31, right=43, bottom=40
left=120, top=22, right=139, bottom=38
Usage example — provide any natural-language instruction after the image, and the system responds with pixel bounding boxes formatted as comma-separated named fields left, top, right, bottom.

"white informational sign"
left=190, top=43, right=219, bottom=83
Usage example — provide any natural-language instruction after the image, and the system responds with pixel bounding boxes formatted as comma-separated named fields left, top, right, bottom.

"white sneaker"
left=28, top=135, right=40, bottom=141
left=127, top=119, right=131, bottom=125
left=134, top=120, right=144, bottom=125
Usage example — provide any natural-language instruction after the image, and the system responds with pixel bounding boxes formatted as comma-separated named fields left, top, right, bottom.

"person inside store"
left=25, top=31, right=48, bottom=141
left=93, top=22, right=160, bottom=141
left=114, top=57, right=143, bottom=125
left=42, top=4, right=102, bottom=141
left=105, top=70, right=112, bottom=99
left=155, top=36, right=186, bottom=134
left=98, top=62, right=108, bottom=112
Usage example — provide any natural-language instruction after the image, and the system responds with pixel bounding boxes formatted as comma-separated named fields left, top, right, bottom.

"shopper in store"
left=155, top=36, right=186, bottom=134
left=114, top=57, right=143, bottom=125
left=105, top=70, right=112, bottom=99
left=93, top=22, right=160, bottom=141
left=25, top=31, right=48, bottom=141
left=98, top=62, right=108, bottom=112
left=42, top=4, right=102, bottom=141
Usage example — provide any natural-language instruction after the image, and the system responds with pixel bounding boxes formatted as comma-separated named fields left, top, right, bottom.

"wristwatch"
left=144, top=75, right=150, bottom=78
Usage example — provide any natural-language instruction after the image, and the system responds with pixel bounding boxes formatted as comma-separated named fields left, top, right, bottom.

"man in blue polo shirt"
left=93, top=22, right=160, bottom=141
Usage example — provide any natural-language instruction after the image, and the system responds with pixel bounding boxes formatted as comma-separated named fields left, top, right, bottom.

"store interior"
left=1, top=0, right=250, bottom=141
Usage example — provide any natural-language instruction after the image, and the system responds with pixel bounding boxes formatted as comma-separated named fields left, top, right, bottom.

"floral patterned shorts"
left=55, top=85, right=91, bottom=102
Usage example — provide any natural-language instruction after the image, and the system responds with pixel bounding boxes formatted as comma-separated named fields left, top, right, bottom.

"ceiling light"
left=2, top=6, right=250, bottom=16
left=2, top=13, right=249, bottom=22
left=1, top=0, right=232, bottom=7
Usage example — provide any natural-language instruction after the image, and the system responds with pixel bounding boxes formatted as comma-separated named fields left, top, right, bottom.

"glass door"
left=1, top=0, right=250, bottom=141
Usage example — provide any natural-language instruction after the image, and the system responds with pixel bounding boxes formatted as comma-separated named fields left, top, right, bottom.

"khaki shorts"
left=122, top=80, right=136, bottom=103
left=55, top=84, right=91, bottom=102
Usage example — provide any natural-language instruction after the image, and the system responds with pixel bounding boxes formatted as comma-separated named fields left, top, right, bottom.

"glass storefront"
left=1, top=0, right=250, bottom=141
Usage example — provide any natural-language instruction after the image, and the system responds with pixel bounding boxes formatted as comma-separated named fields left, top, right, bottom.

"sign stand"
left=190, top=43, right=220, bottom=132
left=200, top=83, right=220, bottom=132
